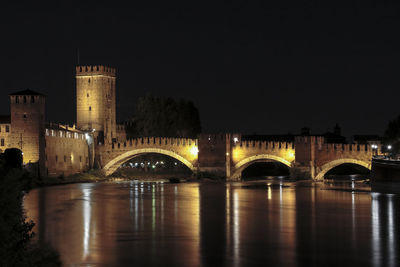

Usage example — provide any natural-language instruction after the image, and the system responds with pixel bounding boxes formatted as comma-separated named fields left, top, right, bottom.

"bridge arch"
left=231, top=154, right=293, bottom=180
left=314, top=158, right=371, bottom=180
left=102, top=148, right=196, bottom=176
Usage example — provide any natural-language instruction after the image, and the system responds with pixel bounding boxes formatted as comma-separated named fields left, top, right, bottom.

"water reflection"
left=81, top=184, right=92, bottom=259
left=371, top=193, right=398, bottom=267
left=23, top=181, right=400, bottom=266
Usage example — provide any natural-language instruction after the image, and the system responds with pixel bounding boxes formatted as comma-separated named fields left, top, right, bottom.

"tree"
left=383, top=115, right=400, bottom=155
left=127, top=94, right=201, bottom=138
left=0, top=149, right=61, bottom=266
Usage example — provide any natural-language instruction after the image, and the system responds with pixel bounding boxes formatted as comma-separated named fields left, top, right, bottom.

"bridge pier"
left=290, top=163, right=313, bottom=180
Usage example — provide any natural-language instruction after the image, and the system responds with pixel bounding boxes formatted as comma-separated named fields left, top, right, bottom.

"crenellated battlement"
left=112, top=137, right=198, bottom=149
left=76, top=65, right=116, bottom=77
left=233, top=140, right=294, bottom=150
left=316, top=142, right=379, bottom=153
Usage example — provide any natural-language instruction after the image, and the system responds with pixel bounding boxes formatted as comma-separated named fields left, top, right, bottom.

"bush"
left=0, top=153, right=61, bottom=266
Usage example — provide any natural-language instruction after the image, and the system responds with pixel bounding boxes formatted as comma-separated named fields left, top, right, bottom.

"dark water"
left=24, top=181, right=399, bottom=267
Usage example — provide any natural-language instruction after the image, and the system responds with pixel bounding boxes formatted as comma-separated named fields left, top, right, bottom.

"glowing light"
left=190, top=146, right=199, bottom=156
left=267, top=184, right=272, bottom=200
left=387, top=145, right=392, bottom=150
left=226, top=152, right=230, bottom=156
left=233, top=137, right=238, bottom=143
left=286, top=150, right=295, bottom=161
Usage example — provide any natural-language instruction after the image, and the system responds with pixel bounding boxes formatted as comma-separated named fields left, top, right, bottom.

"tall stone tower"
left=76, top=65, right=116, bottom=144
left=9, top=89, right=46, bottom=175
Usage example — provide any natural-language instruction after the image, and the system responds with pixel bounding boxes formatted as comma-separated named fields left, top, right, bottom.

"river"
left=24, top=180, right=399, bottom=266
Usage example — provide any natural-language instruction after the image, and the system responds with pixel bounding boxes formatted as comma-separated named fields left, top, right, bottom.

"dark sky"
left=0, top=2, right=399, bottom=137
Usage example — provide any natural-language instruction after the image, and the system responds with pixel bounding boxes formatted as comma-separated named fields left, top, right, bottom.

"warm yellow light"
left=286, top=150, right=295, bottom=161
left=190, top=146, right=199, bottom=156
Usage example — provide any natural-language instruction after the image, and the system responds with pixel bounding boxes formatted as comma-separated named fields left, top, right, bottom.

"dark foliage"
left=0, top=149, right=61, bottom=266
left=126, top=94, right=201, bottom=138
left=383, top=115, right=400, bottom=154
left=4, top=148, right=23, bottom=169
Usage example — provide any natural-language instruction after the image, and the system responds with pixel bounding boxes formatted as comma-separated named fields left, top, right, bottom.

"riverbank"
left=32, top=170, right=206, bottom=187
left=33, top=170, right=109, bottom=187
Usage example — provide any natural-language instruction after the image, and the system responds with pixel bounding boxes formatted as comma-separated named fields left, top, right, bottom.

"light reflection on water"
left=24, top=181, right=399, bottom=266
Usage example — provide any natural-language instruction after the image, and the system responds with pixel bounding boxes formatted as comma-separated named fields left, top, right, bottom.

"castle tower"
left=9, top=89, right=46, bottom=175
left=76, top=65, right=117, bottom=144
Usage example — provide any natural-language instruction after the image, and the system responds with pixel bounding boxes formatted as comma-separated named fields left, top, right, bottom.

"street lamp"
left=387, top=145, right=392, bottom=159
left=371, top=144, right=378, bottom=156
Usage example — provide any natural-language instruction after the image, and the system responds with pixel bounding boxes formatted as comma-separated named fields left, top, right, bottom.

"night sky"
left=0, top=2, right=399, bottom=137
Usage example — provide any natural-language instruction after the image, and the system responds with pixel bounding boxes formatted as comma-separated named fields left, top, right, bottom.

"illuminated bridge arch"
left=103, top=148, right=196, bottom=176
left=231, top=154, right=293, bottom=179
left=314, top=158, right=371, bottom=181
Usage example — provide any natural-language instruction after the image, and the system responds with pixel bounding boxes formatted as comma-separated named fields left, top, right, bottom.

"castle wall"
left=0, top=123, right=10, bottom=152
left=45, top=128, right=89, bottom=177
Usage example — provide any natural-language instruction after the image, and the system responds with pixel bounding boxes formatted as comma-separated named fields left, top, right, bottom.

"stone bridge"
left=229, top=139, right=295, bottom=179
left=97, top=134, right=376, bottom=181
left=98, top=137, right=199, bottom=176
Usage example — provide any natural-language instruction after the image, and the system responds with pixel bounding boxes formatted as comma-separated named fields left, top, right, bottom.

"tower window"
left=31, top=96, right=34, bottom=103
left=88, top=78, right=90, bottom=84
left=23, top=96, right=26, bottom=103
left=87, top=93, right=89, bottom=97
left=5, top=126, right=9, bottom=132
left=23, top=113, right=27, bottom=119
left=1, top=139, right=4, bottom=146
left=16, top=97, right=19, bottom=103
left=89, top=106, right=92, bottom=111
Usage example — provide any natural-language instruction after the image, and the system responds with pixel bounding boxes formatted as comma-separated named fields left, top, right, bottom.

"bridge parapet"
left=315, top=143, right=373, bottom=166
left=111, top=137, right=197, bottom=149
left=234, top=140, right=294, bottom=150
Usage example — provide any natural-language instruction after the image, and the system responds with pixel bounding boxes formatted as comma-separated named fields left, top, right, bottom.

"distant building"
left=1, top=66, right=126, bottom=177
left=0, top=115, right=11, bottom=153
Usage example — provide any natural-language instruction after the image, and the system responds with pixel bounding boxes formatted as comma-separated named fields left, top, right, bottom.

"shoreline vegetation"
left=0, top=149, right=61, bottom=266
